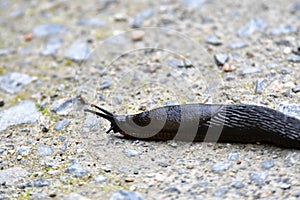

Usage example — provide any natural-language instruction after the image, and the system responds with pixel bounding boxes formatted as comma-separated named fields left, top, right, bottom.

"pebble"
left=132, top=30, right=145, bottom=41
left=26, top=179, right=50, bottom=187
left=0, top=101, right=41, bottom=132
left=214, top=54, right=229, bottom=66
left=291, top=2, right=300, bottom=13
left=232, top=181, right=245, bottom=189
left=55, top=120, right=71, bottom=131
left=182, top=0, right=207, bottom=8
left=211, top=162, right=231, bottom=172
left=287, top=55, right=300, bottom=63
left=122, top=149, right=142, bottom=157
left=227, top=151, right=239, bottom=161
left=269, top=25, right=297, bottom=35
left=276, top=102, right=300, bottom=119
left=130, top=9, right=153, bottom=28
left=292, top=85, right=300, bottom=93
left=17, top=146, right=32, bottom=156
left=64, top=40, right=90, bottom=62
left=163, top=187, right=181, bottom=194
left=0, top=148, right=6, bottom=154
left=33, top=24, right=67, bottom=37
left=261, top=159, right=275, bottom=170
left=109, top=190, right=144, bottom=200
left=41, top=37, right=63, bottom=56
left=166, top=59, right=193, bottom=68
left=94, top=175, right=107, bottom=183
left=228, top=41, right=248, bottom=49
left=249, top=172, right=268, bottom=185
left=239, top=67, right=262, bottom=75
left=254, top=79, right=266, bottom=94
left=78, top=18, right=106, bottom=27
left=224, top=73, right=235, bottom=81
left=0, top=167, right=28, bottom=186
left=223, top=63, right=236, bottom=72
left=66, top=159, right=88, bottom=177
left=62, top=193, right=91, bottom=200
left=50, top=96, right=84, bottom=115
left=205, top=35, right=222, bottom=45
left=237, top=18, right=267, bottom=37
left=99, top=80, right=112, bottom=90
left=214, top=188, right=227, bottom=197
left=0, top=72, right=33, bottom=94
left=37, top=145, right=53, bottom=156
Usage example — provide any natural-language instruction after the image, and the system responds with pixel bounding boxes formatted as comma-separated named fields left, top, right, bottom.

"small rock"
left=158, top=162, right=170, bottom=167
left=292, top=85, right=300, bottom=93
left=214, top=54, right=229, bottom=66
left=41, top=37, right=63, bottom=56
left=0, top=72, right=33, bottom=94
left=254, top=79, right=266, bottom=94
left=288, top=55, right=300, bottom=63
left=227, top=151, right=239, bottom=161
left=99, top=80, right=112, bottom=90
left=269, top=25, right=297, bottom=35
left=62, top=193, right=91, bottom=200
left=280, top=68, right=293, bottom=74
left=0, top=101, right=41, bottom=132
left=224, top=73, right=235, bottom=81
left=55, top=120, right=71, bottom=131
left=95, top=175, right=107, bottom=183
left=228, top=41, right=248, bottom=49
left=122, top=149, right=142, bottom=157
left=78, top=18, right=106, bottom=27
left=214, top=188, right=227, bottom=197
left=277, top=102, right=300, bottom=120
left=223, top=63, right=236, bottom=72
left=182, top=0, right=207, bottom=8
left=109, top=190, right=144, bottom=200
left=211, top=162, right=231, bottom=172
left=232, top=181, right=245, bottom=189
left=130, top=9, right=153, bottom=28
left=33, top=24, right=66, bottom=37
left=205, top=35, right=222, bottom=45
left=261, top=159, right=275, bottom=170
left=64, top=40, right=90, bottom=62
left=66, top=159, right=88, bottom=177
left=291, top=2, right=300, bottom=13
left=239, top=67, right=262, bottom=75
left=26, top=179, right=50, bottom=187
left=132, top=30, right=145, bottom=41
left=0, top=167, right=28, bottom=186
left=0, top=148, right=6, bottom=154
left=50, top=96, right=84, bottom=115
left=37, top=145, right=53, bottom=156
left=237, top=18, right=267, bottom=37
left=17, top=146, right=32, bottom=156
left=166, top=59, right=193, bottom=68
left=163, top=187, right=181, bottom=194
left=249, top=172, right=268, bottom=185
left=280, top=182, right=291, bottom=190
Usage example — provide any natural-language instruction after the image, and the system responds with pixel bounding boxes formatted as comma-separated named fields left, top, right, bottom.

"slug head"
left=84, top=104, right=121, bottom=133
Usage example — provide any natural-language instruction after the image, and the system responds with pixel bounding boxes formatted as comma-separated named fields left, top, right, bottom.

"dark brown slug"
left=84, top=104, right=300, bottom=149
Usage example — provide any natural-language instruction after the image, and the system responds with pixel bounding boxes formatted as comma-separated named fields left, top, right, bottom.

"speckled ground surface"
left=0, top=0, right=300, bottom=199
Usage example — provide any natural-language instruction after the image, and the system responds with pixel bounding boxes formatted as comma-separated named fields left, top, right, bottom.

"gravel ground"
left=0, top=0, right=300, bottom=199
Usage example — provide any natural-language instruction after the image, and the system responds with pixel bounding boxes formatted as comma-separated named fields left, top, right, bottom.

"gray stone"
left=261, top=159, right=275, bottom=170
left=0, top=148, right=6, bottom=154
left=214, top=54, right=229, bottom=66
left=66, top=159, right=88, bottom=177
left=0, top=167, right=28, bottom=185
left=270, top=25, right=297, bottom=35
left=64, top=40, right=90, bottom=62
left=99, top=80, right=112, bottom=90
left=254, top=79, right=266, bottom=94
left=0, top=72, right=33, bottom=94
left=122, top=149, right=142, bottom=157
left=37, top=145, right=53, bottom=156
left=292, top=85, right=300, bottom=93
left=130, top=9, right=153, bottom=28
left=94, top=175, right=107, bottom=183
left=78, top=18, right=106, bottom=27
left=291, top=2, right=300, bottom=12
left=50, top=96, right=84, bottom=115
left=237, top=18, right=267, bottom=37
left=26, top=179, right=50, bottom=187
left=211, top=162, right=231, bottom=172
left=227, top=150, right=239, bottom=161
left=277, top=102, right=300, bottom=120
left=17, top=146, right=32, bottom=156
left=288, top=55, right=300, bottom=63
left=0, top=101, right=41, bottom=132
left=232, top=181, right=245, bottom=189
left=41, top=37, right=63, bottom=56
left=55, top=119, right=71, bottom=131
left=228, top=41, right=248, bottom=49
left=214, top=188, right=227, bottom=197
left=163, top=187, right=181, bottom=194
left=110, top=190, right=144, bottom=200
left=33, top=24, right=67, bottom=37
left=205, top=35, right=222, bottom=45
left=249, top=172, right=268, bottom=185
left=239, top=67, right=262, bottom=75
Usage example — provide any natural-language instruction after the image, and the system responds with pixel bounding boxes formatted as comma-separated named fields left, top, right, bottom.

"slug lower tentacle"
left=84, top=104, right=300, bottom=149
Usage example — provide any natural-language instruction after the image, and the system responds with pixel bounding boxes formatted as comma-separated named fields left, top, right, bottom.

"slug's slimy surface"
left=85, top=104, right=300, bottom=149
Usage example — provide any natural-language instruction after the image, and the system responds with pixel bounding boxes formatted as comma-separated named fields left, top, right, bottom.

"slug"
left=84, top=104, right=300, bottom=149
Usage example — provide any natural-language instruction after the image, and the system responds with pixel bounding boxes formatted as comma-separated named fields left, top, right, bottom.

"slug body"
left=85, top=104, right=300, bottom=149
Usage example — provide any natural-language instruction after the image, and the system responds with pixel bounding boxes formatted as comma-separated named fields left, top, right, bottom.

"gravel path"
left=0, top=0, right=300, bottom=199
